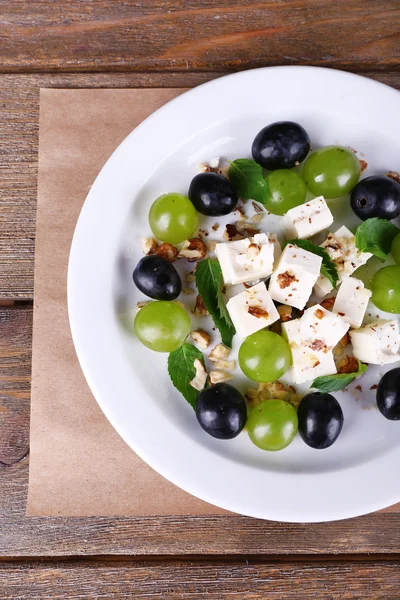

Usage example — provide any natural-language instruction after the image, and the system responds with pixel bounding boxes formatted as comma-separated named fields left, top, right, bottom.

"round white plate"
left=68, top=66, right=400, bottom=522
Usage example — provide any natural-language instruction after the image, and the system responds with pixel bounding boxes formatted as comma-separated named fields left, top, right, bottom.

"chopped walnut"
left=190, top=359, right=207, bottom=391
left=337, top=355, right=359, bottom=374
left=277, top=271, right=298, bottom=289
left=154, top=242, right=179, bottom=262
left=370, top=384, right=378, bottom=390
left=248, top=306, right=269, bottom=319
left=185, top=271, right=196, bottom=283
left=224, top=223, right=244, bottom=241
left=338, top=332, right=350, bottom=348
left=142, top=237, right=158, bottom=255
left=277, top=305, right=292, bottom=322
left=179, top=238, right=207, bottom=262
left=320, top=297, right=335, bottom=311
left=183, top=288, right=195, bottom=295
left=190, top=329, right=211, bottom=350
left=249, top=213, right=264, bottom=224
left=209, top=343, right=230, bottom=362
left=212, top=223, right=220, bottom=231
left=246, top=243, right=261, bottom=259
left=209, top=370, right=233, bottom=385
left=219, top=164, right=230, bottom=179
left=193, top=295, right=209, bottom=317
left=314, top=308, right=325, bottom=320
left=355, top=385, right=362, bottom=392
left=211, top=359, right=235, bottom=370
left=386, top=171, right=400, bottom=185
left=235, top=221, right=260, bottom=235
left=359, top=159, right=368, bottom=173
left=206, top=240, right=217, bottom=254
left=310, top=339, right=328, bottom=352
left=246, top=381, right=302, bottom=409
left=252, top=201, right=264, bottom=214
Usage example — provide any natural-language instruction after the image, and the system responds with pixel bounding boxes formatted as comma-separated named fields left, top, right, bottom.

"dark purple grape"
left=133, top=255, right=181, bottom=301
left=252, top=121, right=311, bottom=170
left=377, top=367, right=400, bottom=420
left=298, top=392, right=343, bottom=449
left=196, top=383, right=247, bottom=440
left=188, top=172, right=238, bottom=216
left=350, top=175, right=400, bottom=221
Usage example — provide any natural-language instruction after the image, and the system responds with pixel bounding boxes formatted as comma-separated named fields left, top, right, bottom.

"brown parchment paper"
left=27, top=88, right=227, bottom=516
left=27, top=88, right=398, bottom=517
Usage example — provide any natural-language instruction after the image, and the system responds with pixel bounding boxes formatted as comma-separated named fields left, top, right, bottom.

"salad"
left=132, top=121, right=400, bottom=452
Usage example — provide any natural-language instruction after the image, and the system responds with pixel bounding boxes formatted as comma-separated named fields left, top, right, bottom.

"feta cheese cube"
left=332, top=277, right=372, bottom=329
left=349, top=320, right=400, bottom=365
left=298, top=304, right=350, bottom=357
left=268, top=244, right=322, bottom=309
left=215, top=233, right=277, bottom=285
left=282, top=319, right=337, bottom=384
left=314, top=226, right=372, bottom=298
left=281, top=196, right=334, bottom=240
left=226, top=282, right=279, bottom=339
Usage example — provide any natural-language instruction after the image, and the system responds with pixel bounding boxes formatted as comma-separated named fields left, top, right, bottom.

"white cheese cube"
left=226, top=282, right=280, bottom=339
left=268, top=244, right=322, bottom=310
left=349, top=320, right=400, bottom=365
left=281, top=196, right=334, bottom=240
left=298, top=304, right=350, bottom=357
left=215, top=233, right=276, bottom=285
left=282, top=319, right=337, bottom=384
left=333, top=277, right=372, bottom=329
left=314, top=226, right=372, bottom=298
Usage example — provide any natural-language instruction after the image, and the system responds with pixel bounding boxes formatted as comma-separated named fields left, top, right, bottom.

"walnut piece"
left=179, top=238, right=207, bottom=262
left=277, top=271, right=298, bottom=289
left=154, top=242, right=179, bottom=262
left=206, top=240, right=217, bottom=254
left=386, top=171, right=400, bottom=185
left=142, top=237, right=158, bottom=255
left=338, top=332, right=350, bottom=348
left=183, top=288, right=195, bottom=295
left=190, top=359, right=207, bottom=391
left=320, top=297, right=335, bottom=311
left=314, top=308, right=325, bottom=320
left=359, top=159, right=368, bottom=173
left=252, top=201, right=264, bottom=214
left=193, top=295, right=209, bottom=317
left=246, top=381, right=302, bottom=409
left=209, top=344, right=230, bottom=362
left=277, top=305, right=292, bottom=322
left=190, top=329, right=211, bottom=350
left=337, top=355, right=359, bottom=374
left=211, top=359, right=235, bottom=370
left=209, top=370, right=233, bottom=385
left=185, top=271, right=196, bottom=283
left=248, top=306, right=269, bottom=319
left=135, top=300, right=151, bottom=312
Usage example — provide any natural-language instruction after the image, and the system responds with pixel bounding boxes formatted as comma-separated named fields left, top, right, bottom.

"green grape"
left=302, top=145, right=360, bottom=198
left=149, top=193, right=198, bottom=244
left=391, top=233, right=400, bottom=265
left=371, top=266, right=400, bottom=314
left=238, top=330, right=292, bottom=382
left=264, top=169, right=307, bottom=215
left=247, top=399, right=298, bottom=451
left=134, top=301, right=190, bottom=352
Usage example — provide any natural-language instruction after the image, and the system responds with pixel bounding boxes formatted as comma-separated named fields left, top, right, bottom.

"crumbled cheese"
left=215, top=233, right=278, bottom=285
left=281, top=196, right=334, bottom=240
left=314, top=226, right=372, bottom=298
left=268, top=244, right=322, bottom=310
left=349, top=320, right=400, bottom=365
left=332, top=277, right=372, bottom=329
left=226, top=282, right=280, bottom=339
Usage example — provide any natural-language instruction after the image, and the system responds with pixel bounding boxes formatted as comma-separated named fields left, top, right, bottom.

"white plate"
left=68, top=66, right=400, bottom=522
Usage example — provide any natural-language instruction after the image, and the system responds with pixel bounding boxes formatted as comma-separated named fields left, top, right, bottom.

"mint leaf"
left=229, top=159, right=269, bottom=204
left=168, top=343, right=205, bottom=408
left=311, top=360, right=368, bottom=392
left=196, top=259, right=235, bottom=347
left=285, top=239, right=339, bottom=289
left=355, top=217, right=400, bottom=261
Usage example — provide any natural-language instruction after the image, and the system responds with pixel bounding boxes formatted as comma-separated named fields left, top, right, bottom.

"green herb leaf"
left=311, top=360, right=368, bottom=392
left=168, top=343, right=206, bottom=408
left=196, top=258, right=235, bottom=347
left=229, top=158, right=269, bottom=204
left=355, top=217, right=400, bottom=261
left=285, top=239, right=339, bottom=289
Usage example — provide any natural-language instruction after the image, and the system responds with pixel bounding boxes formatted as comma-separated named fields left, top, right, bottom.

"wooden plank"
left=0, top=1, right=399, bottom=73
left=1, top=304, right=400, bottom=557
left=0, top=70, right=399, bottom=299
left=1, top=559, right=400, bottom=598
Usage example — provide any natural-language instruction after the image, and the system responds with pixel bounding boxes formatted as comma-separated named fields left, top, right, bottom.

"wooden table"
left=1, top=2, right=400, bottom=597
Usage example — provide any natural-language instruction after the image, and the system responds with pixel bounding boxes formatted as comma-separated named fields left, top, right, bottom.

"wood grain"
left=0, top=1, right=399, bottom=73
left=1, top=560, right=400, bottom=598
left=0, top=70, right=400, bottom=299
left=1, top=305, right=400, bottom=558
